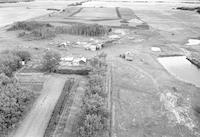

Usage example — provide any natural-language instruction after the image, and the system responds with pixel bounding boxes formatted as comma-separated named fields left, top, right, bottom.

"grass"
left=8, top=21, right=111, bottom=40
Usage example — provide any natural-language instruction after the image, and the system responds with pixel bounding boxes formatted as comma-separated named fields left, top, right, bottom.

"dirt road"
left=13, top=75, right=67, bottom=137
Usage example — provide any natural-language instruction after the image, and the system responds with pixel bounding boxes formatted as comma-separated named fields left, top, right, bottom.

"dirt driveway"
left=12, top=75, right=67, bottom=137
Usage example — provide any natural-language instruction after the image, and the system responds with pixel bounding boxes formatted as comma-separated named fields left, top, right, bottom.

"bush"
left=12, top=50, right=31, bottom=62
left=75, top=55, right=109, bottom=137
left=76, top=68, right=109, bottom=137
left=41, top=51, right=61, bottom=72
left=83, top=94, right=104, bottom=113
left=0, top=75, right=35, bottom=135
left=89, top=75, right=104, bottom=88
left=77, top=94, right=109, bottom=137
left=90, top=85, right=107, bottom=98
left=77, top=114, right=104, bottom=137
left=89, top=56, right=107, bottom=70
left=83, top=94, right=108, bottom=117
left=0, top=73, right=13, bottom=85
left=86, top=75, right=107, bottom=98
left=0, top=53, right=22, bottom=77
left=0, top=50, right=31, bottom=76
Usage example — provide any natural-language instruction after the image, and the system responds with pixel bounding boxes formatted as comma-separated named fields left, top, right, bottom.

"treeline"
left=0, top=50, right=34, bottom=136
left=75, top=53, right=109, bottom=137
left=0, top=74, right=35, bottom=135
left=8, top=21, right=111, bottom=40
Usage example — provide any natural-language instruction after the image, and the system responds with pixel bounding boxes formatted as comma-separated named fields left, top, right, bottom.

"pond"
left=158, top=56, right=200, bottom=87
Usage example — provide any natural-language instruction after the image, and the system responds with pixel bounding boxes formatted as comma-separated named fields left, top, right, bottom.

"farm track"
left=107, top=65, right=114, bottom=137
left=52, top=79, right=80, bottom=137
left=116, top=7, right=122, bottom=19
left=61, top=78, right=87, bottom=137
left=44, top=78, right=74, bottom=137
left=69, top=7, right=84, bottom=17
left=12, top=75, right=67, bottom=137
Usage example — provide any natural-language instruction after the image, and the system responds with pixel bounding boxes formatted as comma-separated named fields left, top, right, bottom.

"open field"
left=0, top=0, right=200, bottom=137
left=0, top=0, right=85, bottom=27
left=0, top=0, right=33, bottom=3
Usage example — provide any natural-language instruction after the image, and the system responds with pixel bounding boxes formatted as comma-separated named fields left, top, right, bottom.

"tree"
left=12, top=50, right=31, bottom=62
left=41, top=51, right=61, bottom=72
left=0, top=53, right=21, bottom=77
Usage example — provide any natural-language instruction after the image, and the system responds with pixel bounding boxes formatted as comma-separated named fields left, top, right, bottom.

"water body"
left=0, top=0, right=81, bottom=27
left=158, top=56, right=200, bottom=87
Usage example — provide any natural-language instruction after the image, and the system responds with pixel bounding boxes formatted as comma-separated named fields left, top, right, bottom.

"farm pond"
left=158, top=56, right=200, bottom=87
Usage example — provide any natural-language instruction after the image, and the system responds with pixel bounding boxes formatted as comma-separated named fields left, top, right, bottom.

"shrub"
left=0, top=53, right=21, bottom=77
left=41, top=51, right=61, bottom=72
left=0, top=65, right=13, bottom=77
left=90, top=85, right=107, bottom=98
left=83, top=94, right=108, bottom=118
left=77, top=114, right=104, bottom=137
left=89, top=75, right=104, bottom=88
left=12, top=50, right=31, bottom=62
left=76, top=71, right=109, bottom=137
left=0, top=73, right=14, bottom=85
left=83, top=94, right=104, bottom=113
left=89, top=57, right=107, bottom=70
left=86, top=74, right=107, bottom=98
left=0, top=50, right=31, bottom=76
left=75, top=55, right=109, bottom=137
